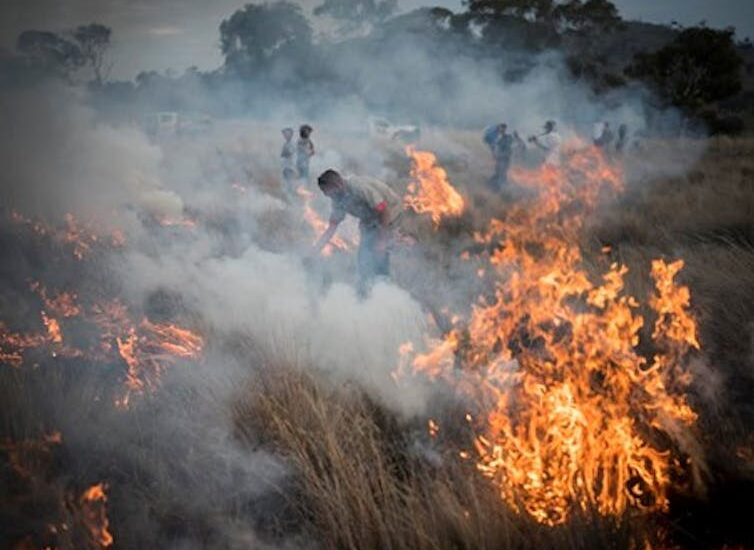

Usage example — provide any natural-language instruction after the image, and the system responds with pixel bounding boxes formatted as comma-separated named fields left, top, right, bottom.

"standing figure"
left=483, top=123, right=502, bottom=154
left=593, top=121, right=615, bottom=149
left=313, top=169, right=403, bottom=295
left=528, top=120, right=562, bottom=166
left=615, top=123, right=629, bottom=155
left=488, top=123, right=525, bottom=191
left=296, top=124, right=315, bottom=182
left=280, top=127, right=296, bottom=194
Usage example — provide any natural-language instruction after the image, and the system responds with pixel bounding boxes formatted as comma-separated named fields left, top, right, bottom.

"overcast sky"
left=1, top=0, right=752, bottom=80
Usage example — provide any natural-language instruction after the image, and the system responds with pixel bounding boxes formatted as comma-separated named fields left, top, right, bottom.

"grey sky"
left=1, top=0, right=752, bottom=80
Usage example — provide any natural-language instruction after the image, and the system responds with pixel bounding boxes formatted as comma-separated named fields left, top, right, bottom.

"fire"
left=0, top=284, right=203, bottom=407
left=81, top=483, right=114, bottom=548
left=0, top=431, right=62, bottom=479
left=296, top=185, right=355, bottom=256
left=9, top=211, right=125, bottom=259
left=401, top=144, right=701, bottom=525
left=0, top=323, right=48, bottom=368
left=115, top=319, right=204, bottom=408
left=41, top=312, right=63, bottom=344
left=31, top=282, right=82, bottom=318
left=404, top=146, right=464, bottom=227
left=155, top=215, right=197, bottom=228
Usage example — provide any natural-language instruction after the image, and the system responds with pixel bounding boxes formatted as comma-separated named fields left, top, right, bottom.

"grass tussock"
left=234, top=364, right=655, bottom=550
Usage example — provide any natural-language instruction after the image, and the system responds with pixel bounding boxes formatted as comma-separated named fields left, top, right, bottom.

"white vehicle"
left=143, top=112, right=213, bottom=138
left=143, top=112, right=181, bottom=137
left=368, top=116, right=420, bottom=143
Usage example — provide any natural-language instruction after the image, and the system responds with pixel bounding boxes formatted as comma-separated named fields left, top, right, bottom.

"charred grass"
left=229, top=136, right=754, bottom=548
left=3, top=136, right=754, bottom=548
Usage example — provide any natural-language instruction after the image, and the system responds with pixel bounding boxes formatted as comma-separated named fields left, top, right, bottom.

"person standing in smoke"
left=528, top=120, right=562, bottom=167
left=313, top=169, right=403, bottom=296
left=280, top=127, right=296, bottom=195
left=296, top=124, right=315, bottom=182
left=615, top=123, right=629, bottom=155
left=483, top=123, right=503, bottom=154
left=488, top=123, right=525, bottom=191
left=593, top=121, right=615, bottom=149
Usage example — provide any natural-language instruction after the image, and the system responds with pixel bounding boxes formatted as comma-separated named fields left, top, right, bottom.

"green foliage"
left=465, top=0, right=556, bottom=21
left=220, top=2, right=312, bottom=76
left=626, top=27, right=743, bottom=110
left=556, top=0, right=622, bottom=33
left=15, top=24, right=112, bottom=84
left=16, top=30, right=84, bottom=79
left=314, top=0, right=397, bottom=25
left=464, top=0, right=621, bottom=32
left=73, top=24, right=112, bottom=83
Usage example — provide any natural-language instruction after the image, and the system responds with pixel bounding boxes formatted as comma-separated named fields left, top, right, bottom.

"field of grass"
left=1, top=133, right=753, bottom=549
left=228, top=135, right=754, bottom=549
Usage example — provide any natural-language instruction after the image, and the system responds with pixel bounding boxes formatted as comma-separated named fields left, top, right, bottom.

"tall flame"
left=404, top=146, right=464, bottom=227
left=401, top=143, right=701, bottom=525
left=81, top=483, right=114, bottom=548
left=296, top=185, right=355, bottom=256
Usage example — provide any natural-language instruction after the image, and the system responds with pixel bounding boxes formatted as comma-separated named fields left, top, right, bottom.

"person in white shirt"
left=313, top=169, right=403, bottom=295
left=528, top=120, right=562, bottom=166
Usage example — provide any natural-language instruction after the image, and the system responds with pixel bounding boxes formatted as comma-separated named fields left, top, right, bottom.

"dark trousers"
left=357, top=224, right=390, bottom=295
left=488, top=157, right=511, bottom=191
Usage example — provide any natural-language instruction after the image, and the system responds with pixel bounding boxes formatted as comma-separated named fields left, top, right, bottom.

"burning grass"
left=234, top=363, right=657, bottom=549
left=1, top=133, right=754, bottom=548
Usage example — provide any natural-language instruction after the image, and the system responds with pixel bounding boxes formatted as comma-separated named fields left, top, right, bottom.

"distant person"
left=483, top=123, right=503, bottom=154
left=313, top=169, right=403, bottom=295
left=593, top=121, right=614, bottom=149
left=528, top=120, right=562, bottom=166
left=280, top=127, right=296, bottom=194
left=296, top=124, right=315, bottom=182
left=615, top=123, right=629, bottom=154
left=488, top=123, right=525, bottom=191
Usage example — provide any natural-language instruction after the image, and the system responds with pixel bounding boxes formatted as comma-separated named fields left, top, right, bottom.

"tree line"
left=4, top=0, right=747, bottom=133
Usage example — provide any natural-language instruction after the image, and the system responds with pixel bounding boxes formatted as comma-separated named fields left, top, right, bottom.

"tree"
left=16, top=30, right=84, bottom=81
left=464, top=0, right=620, bottom=32
left=220, top=2, right=312, bottom=77
left=626, top=26, right=743, bottom=110
left=73, top=24, right=112, bottom=84
left=314, top=0, right=397, bottom=33
left=555, top=0, right=621, bottom=33
left=16, top=24, right=112, bottom=84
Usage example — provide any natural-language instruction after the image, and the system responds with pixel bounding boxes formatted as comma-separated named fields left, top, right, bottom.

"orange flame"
left=0, top=323, right=48, bottom=368
left=31, top=282, right=82, bottom=318
left=81, top=483, right=114, bottom=548
left=404, top=146, right=464, bottom=227
left=115, top=319, right=204, bottom=409
left=401, top=144, right=701, bottom=525
left=296, top=185, right=355, bottom=256
left=41, top=312, right=63, bottom=345
left=10, top=211, right=125, bottom=259
left=155, top=215, right=197, bottom=229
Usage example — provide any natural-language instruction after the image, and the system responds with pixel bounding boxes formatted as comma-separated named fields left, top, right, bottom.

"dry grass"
left=227, top=136, right=754, bottom=549
left=233, top=364, right=654, bottom=550
left=3, top=135, right=754, bottom=548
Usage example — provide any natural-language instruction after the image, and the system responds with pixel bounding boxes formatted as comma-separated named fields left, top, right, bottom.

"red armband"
left=375, top=201, right=387, bottom=213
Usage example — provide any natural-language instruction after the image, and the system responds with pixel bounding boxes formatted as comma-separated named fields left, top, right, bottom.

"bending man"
left=314, top=169, right=403, bottom=294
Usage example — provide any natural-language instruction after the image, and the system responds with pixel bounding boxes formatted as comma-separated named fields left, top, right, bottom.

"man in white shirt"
left=528, top=120, right=562, bottom=166
left=313, top=169, right=403, bottom=294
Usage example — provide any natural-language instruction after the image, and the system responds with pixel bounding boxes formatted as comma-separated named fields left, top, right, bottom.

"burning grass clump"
left=234, top=363, right=662, bottom=549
